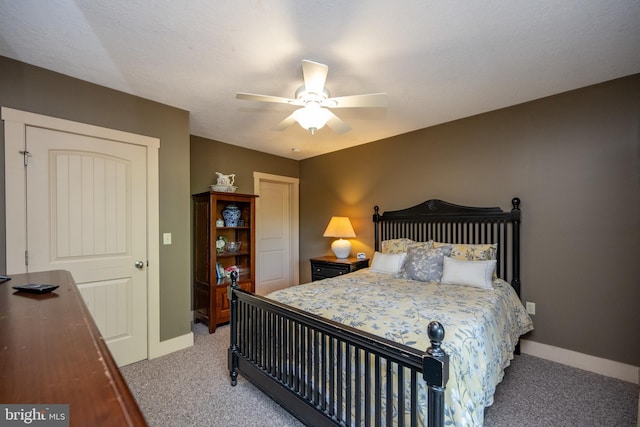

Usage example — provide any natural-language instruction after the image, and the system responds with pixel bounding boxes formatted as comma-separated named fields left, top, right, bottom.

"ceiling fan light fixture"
left=292, top=106, right=331, bottom=135
left=237, top=60, right=387, bottom=134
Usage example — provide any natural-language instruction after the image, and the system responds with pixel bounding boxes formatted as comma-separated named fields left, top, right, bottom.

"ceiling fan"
left=236, top=60, right=388, bottom=135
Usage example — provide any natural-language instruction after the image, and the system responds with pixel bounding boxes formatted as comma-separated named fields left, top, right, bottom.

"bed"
left=228, top=197, right=533, bottom=427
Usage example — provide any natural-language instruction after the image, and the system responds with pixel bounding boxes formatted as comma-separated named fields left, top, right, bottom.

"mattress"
left=266, top=268, right=534, bottom=426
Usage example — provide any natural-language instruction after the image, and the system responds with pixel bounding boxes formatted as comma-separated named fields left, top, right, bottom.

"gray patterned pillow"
left=398, top=244, right=453, bottom=282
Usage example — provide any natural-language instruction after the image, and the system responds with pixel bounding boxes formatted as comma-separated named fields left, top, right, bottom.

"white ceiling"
left=1, top=1, right=639, bottom=159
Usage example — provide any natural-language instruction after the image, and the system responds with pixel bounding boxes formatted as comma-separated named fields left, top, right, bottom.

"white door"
left=254, top=173, right=299, bottom=295
left=4, top=118, right=150, bottom=367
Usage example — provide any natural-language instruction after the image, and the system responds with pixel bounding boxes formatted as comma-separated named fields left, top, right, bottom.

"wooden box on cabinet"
left=192, top=191, right=257, bottom=333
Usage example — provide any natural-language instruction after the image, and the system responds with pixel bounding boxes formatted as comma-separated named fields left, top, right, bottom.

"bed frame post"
left=423, top=321, right=449, bottom=427
left=228, top=271, right=240, bottom=386
left=510, top=197, right=521, bottom=296
left=373, top=205, right=381, bottom=251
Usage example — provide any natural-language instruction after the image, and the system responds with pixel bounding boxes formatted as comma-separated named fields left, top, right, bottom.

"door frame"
left=1, top=107, right=169, bottom=360
left=253, top=171, right=300, bottom=287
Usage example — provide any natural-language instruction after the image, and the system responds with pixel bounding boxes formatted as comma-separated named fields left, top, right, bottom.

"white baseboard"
left=148, top=331, right=194, bottom=360
left=520, top=339, right=639, bottom=385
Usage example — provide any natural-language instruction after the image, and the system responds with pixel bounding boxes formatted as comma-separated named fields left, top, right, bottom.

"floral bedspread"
left=266, top=269, right=534, bottom=426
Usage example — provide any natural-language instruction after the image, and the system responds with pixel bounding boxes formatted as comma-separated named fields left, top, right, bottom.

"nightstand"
left=310, top=256, right=369, bottom=281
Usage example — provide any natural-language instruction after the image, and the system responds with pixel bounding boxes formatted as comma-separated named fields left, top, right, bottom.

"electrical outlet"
left=526, top=301, right=536, bottom=315
left=163, top=233, right=172, bottom=245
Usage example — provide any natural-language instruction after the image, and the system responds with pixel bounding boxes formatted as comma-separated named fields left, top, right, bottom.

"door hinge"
left=25, top=250, right=29, bottom=266
left=19, top=150, right=31, bottom=166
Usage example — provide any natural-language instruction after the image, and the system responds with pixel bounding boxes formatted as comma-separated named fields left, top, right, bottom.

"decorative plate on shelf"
left=216, top=236, right=227, bottom=253
left=210, top=184, right=237, bottom=193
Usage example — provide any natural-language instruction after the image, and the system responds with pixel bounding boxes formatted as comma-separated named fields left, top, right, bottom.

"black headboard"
left=373, top=198, right=521, bottom=296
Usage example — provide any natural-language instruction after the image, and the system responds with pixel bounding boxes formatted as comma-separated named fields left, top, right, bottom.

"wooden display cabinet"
left=192, top=191, right=257, bottom=332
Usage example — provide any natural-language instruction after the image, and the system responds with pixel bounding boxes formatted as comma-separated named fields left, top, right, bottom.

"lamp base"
left=331, top=238, right=351, bottom=259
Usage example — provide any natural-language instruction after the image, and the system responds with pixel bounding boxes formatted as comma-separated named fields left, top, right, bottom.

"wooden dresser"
left=0, top=270, right=146, bottom=426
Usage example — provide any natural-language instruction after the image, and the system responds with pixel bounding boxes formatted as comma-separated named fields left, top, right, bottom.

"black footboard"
left=228, top=273, right=449, bottom=427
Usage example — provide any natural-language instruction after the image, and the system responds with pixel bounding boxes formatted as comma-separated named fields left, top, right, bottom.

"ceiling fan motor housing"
left=294, top=86, right=330, bottom=106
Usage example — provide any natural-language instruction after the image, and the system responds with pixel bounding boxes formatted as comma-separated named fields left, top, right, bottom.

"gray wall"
left=298, top=74, right=640, bottom=367
left=0, top=56, right=192, bottom=341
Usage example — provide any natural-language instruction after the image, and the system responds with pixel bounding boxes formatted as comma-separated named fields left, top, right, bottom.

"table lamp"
left=323, top=216, right=356, bottom=259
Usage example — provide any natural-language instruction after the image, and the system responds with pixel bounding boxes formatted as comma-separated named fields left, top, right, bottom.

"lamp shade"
left=323, top=217, right=356, bottom=259
left=323, top=217, right=356, bottom=238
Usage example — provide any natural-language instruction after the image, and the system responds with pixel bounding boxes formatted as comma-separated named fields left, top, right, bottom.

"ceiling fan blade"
left=325, top=93, right=389, bottom=108
left=271, top=113, right=298, bottom=131
left=325, top=111, right=351, bottom=134
left=302, top=60, right=329, bottom=95
left=236, top=92, right=297, bottom=105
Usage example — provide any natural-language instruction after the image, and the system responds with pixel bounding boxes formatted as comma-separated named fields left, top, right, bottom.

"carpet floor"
left=121, top=323, right=639, bottom=427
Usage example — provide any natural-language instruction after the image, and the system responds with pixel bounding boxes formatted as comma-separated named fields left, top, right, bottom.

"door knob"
left=135, top=261, right=145, bottom=269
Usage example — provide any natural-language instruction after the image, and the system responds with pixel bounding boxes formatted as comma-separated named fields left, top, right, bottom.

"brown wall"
left=0, top=56, right=192, bottom=341
left=299, top=74, right=640, bottom=366
left=7, top=53, right=636, bottom=367
left=188, top=135, right=300, bottom=302
left=190, top=135, right=299, bottom=194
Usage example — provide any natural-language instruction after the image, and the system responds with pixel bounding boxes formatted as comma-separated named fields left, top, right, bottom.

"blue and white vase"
left=222, top=204, right=241, bottom=227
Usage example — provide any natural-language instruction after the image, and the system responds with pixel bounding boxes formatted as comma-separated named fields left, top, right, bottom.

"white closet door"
left=5, top=122, right=149, bottom=367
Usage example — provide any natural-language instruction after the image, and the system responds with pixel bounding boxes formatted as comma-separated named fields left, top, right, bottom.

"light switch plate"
left=163, top=233, right=172, bottom=245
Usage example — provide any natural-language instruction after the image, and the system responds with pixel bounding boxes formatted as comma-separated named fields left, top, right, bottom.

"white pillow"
left=370, top=251, right=407, bottom=274
left=440, top=256, right=496, bottom=289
